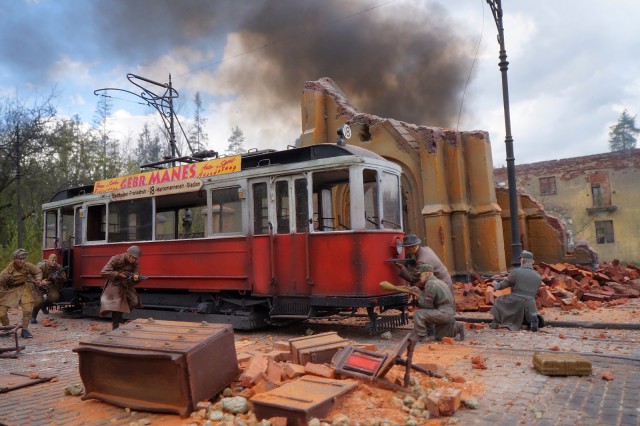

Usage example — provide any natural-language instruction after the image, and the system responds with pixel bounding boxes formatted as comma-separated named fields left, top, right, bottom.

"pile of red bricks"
left=454, top=260, right=640, bottom=312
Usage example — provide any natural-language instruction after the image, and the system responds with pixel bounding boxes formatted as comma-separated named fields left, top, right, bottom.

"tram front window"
left=312, top=169, right=350, bottom=231
left=363, top=169, right=379, bottom=230
left=381, top=171, right=401, bottom=229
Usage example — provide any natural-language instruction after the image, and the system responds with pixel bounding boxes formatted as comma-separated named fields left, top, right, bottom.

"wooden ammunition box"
left=289, top=332, right=349, bottom=365
left=532, top=352, right=592, bottom=376
left=73, top=319, right=239, bottom=417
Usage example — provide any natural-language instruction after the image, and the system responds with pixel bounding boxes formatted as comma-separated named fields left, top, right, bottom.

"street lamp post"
left=486, top=0, right=522, bottom=266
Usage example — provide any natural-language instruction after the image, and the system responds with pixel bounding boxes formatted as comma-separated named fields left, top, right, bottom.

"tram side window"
left=276, top=180, right=290, bottom=234
left=86, top=204, right=106, bottom=241
left=363, top=169, right=379, bottom=230
left=381, top=171, right=401, bottom=229
left=252, top=182, right=269, bottom=235
left=211, top=187, right=243, bottom=234
left=44, top=210, right=57, bottom=249
left=295, top=178, right=310, bottom=232
left=312, top=169, right=351, bottom=231
left=108, top=199, right=153, bottom=243
left=155, top=191, right=207, bottom=240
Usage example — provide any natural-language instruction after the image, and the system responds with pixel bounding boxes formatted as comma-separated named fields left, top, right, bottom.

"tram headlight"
left=392, top=236, right=403, bottom=255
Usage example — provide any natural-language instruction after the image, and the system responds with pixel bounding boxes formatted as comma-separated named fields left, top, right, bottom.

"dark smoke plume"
left=3, top=0, right=476, bottom=128
left=92, top=0, right=475, bottom=127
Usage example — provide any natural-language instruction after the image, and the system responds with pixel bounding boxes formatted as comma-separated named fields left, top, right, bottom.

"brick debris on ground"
left=0, top=301, right=639, bottom=426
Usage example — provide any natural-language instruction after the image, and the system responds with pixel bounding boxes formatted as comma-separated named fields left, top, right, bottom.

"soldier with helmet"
left=99, top=246, right=144, bottom=330
left=490, top=250, right=545, bottom=331
left=411, top=263, right=465, bottom=343
left=0, top=248, right=44, bottom=338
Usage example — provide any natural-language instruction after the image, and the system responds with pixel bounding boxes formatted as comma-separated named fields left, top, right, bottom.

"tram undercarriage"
left=73, top=289, right=409, bottom=334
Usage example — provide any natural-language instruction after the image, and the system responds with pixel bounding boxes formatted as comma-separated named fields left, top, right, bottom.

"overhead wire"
left=456, top=0, right=485, bottom=132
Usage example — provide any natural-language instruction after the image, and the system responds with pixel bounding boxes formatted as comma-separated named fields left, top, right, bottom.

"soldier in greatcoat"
left=0, top=248, right=44, bottom=338
left=395, top=234, right=454, bottom=292
left=490, top=250, right=544, bottom=331
left=99, top=246, right=143, bottom=330
left=31, top=253, right=67, bottom=323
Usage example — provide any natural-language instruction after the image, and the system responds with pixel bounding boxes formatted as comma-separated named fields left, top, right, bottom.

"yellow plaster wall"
left=300, top=78, right=507, bottom=274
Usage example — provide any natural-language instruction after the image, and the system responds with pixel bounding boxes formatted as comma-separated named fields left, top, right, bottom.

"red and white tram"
left=42, top=143, right=408, bottom=331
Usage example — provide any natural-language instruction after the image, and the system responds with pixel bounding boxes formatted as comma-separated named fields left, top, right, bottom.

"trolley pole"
left=486, top=0, right=522, bottom=266
left=15, top=124, right=23, bottom=248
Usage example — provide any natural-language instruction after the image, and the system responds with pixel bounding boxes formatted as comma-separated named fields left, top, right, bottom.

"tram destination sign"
left=93, top=155, right=241, bottom=199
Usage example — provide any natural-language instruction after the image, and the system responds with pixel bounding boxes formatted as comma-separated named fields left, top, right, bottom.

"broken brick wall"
left=300, top=78, right=507, bottom=275
left=494, top=150, right=640, bottom=264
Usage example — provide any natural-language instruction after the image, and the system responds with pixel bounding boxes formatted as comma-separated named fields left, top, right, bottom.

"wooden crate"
left=289, top=332, right=349, bottom=365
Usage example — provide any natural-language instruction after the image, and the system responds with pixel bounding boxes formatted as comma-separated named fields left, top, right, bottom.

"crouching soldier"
left=31, top=254, right=67, bottom=323
left=412, top=264, right=465, bottom=343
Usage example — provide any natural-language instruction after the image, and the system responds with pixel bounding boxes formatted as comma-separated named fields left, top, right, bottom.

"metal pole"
left=168, top=74, right=176, bottom=167
left=15, top=124, right=23, bottom=248
left=486, top=0, right=522, bottom=265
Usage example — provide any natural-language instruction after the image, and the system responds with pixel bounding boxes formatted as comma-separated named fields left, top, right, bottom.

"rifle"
left=122, top=271, right=149, bottom=283
left=49, top=266, right=69, bottom=280
left=386, top=258, right=417, bottom=267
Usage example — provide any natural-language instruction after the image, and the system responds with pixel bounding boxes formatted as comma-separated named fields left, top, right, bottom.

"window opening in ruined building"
left=595, top=220, right=614, bottom=244
left=539, top=176, right=557, bottom=195
left=591, top=184, right=603, bottom=207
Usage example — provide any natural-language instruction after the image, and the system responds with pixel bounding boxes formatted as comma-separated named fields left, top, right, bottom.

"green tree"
left=93, top=95, right=114, bottom=178
left=0, top=92, right=57, bottom=251
left=135, top=123, right=164, bottom=167
left=226, top=126, right=246, bottom=155
left=608, top=109, right=639, bottom=151
left=188, top=92, right=208, bottom=153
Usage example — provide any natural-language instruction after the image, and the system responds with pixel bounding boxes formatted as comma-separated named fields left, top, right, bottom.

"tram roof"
left=241, top=143, right=384, bottom=168
left=47, top=143, right=385, bottom=203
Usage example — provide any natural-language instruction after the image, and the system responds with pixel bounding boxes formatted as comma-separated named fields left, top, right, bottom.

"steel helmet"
left=520, top=250, right=534, bottom=260
left=127, top=246, right=142, bottom=258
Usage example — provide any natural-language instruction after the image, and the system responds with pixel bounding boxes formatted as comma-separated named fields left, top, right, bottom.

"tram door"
left=272, top=175, right=311, bottom=295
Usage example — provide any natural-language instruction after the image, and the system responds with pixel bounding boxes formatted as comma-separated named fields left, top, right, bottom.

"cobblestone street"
left=1, top=303, right=639, bottom=426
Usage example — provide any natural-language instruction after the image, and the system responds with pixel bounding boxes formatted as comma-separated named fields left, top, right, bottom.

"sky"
left=1, top=0, right=639, bottom=168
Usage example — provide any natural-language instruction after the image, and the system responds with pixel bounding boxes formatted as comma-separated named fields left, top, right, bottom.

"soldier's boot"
left=41, top=302, right=50, bottom=315
left=30, top=307, right=39, bottom=324
left=530, top=315, right=539, bottom=332
left=112, top=312, right=123, bottom=330
left=455, top=322, right=466, bottom=341
left=489, top=321, right=499, bottom=329
left=21, top=329, right=33, bottom=339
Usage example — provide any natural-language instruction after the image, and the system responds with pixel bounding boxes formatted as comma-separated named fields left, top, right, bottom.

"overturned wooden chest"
left=73, top=319, right=239, bottom=417
left=532, top=352, right=592, bottom=376
left=289, top=332, right=349, bottom=365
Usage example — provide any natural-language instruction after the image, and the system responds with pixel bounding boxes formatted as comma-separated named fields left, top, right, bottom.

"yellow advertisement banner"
left=93, top=156, right=241, bottom=195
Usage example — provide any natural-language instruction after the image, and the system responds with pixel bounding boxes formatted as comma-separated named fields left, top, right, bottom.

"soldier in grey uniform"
left=395, top=234, right=454, bottom=292
left=411, top=264, right=465, bottom=343
left=99, top=246, right=143, bottom=330
left=490, top=250, right=544, bottom=331
left=0, top=248, right=44, bottom=338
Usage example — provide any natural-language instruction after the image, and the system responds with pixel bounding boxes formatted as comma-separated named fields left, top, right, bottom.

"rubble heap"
left=454, top=260, right=640, bottom=312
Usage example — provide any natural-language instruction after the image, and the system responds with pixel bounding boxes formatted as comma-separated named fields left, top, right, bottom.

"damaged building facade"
left=494, top=150, right=640, bottom=264
left=299, top=78, right=508, bottom=276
